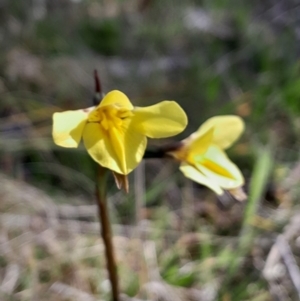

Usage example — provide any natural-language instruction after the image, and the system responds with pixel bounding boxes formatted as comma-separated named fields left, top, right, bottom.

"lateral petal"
left=82, top=120, right=146, bottom=174
left=99, top=90, right=134, bottom=110
left=83, top=123, right=119, bottom=171
left=132, top=101, right=187, bottom=138
left=118, top=120, right=147, bottom=174
left=197, top=116, right=244, bottom=149
left=186, top=126, right=214, bottom=163
left=52, top=108, right=92, bottom=148
left=179, top=163, right=223, bottom=195
left=196, top=145, right=244, bottom=189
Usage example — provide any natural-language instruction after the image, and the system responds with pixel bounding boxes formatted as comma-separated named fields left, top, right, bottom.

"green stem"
left=95, top=166, right=119, bottom=301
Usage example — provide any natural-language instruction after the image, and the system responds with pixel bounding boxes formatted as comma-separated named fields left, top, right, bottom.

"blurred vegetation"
left=1, top=0, right=300, bottom=300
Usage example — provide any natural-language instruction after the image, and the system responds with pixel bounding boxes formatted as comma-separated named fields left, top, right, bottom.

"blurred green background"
left=1, top=1, right=300, bottom=300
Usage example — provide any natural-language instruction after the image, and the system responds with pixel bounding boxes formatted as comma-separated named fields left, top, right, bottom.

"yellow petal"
left=132, top=101, right=187, bottom=138
left=186, top=126, right=214, bottom=163
left=196, top=145, right=244, bottom=189
left=99, top=90, right=133, bottom=110
left=197, top=116, right=244, bottom=149
left=82, top=120, right=146, bottom=174
left=83, top=123, right=119, bottom=172
left=52, top=108, right=92, bottom=148
left=179, top=163, right=223, bottom=195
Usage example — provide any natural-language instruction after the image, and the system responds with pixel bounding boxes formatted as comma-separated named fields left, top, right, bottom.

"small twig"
left=134, top=162, right=149, bottom=295
left=276, top=235, right=300, bottom=298
left=134, top=161, right=145, bottom=227
left=0, top=264, right=20, bottom=294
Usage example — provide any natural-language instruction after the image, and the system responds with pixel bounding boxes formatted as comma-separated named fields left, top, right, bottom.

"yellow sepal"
left=196, top=115, right=244, bottom=149
left=132, top=101, right=187, bottom=138
left=52, top=108, right=93, bottom=148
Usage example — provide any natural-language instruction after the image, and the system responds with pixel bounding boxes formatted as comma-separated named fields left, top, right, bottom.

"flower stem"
left=95, top=166, right=119, bottom=301
left=93, top=70, right=119, bottom=301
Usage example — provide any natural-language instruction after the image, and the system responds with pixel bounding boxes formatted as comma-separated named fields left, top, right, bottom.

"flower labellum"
left=52, top=90, right=187, bottom=175
left=168, top=115, right=245, bottom=198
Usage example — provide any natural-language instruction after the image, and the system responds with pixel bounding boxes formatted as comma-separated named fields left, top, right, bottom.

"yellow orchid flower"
left=168, top=115, right=245, bottom=196
left=52, top=90, right=187, bottom=175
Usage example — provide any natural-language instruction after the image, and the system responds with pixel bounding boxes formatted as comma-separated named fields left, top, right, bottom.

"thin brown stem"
left=93, top=70, right=119, bottom=300
left=95, top=166, right=119, bottom=301
left=143, top=141, right=183, bottom=159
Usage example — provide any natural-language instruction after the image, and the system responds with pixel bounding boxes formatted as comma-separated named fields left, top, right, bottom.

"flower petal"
left=52, top=108, right=92, bottom=148
left=179, top=163, right=223, bottom=195
left=186, top=126, right=214, bottom=162
left=82, top=120, right=146, bottom=174
left=83, top=123, right=119, bottom=172
left=196, top=145, right=244, bottom=189
left=132, top=101, right=187, bottom=138
left=197, top=116, right=244, bottom=149
left=99, top=90, right=133, bottom=110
